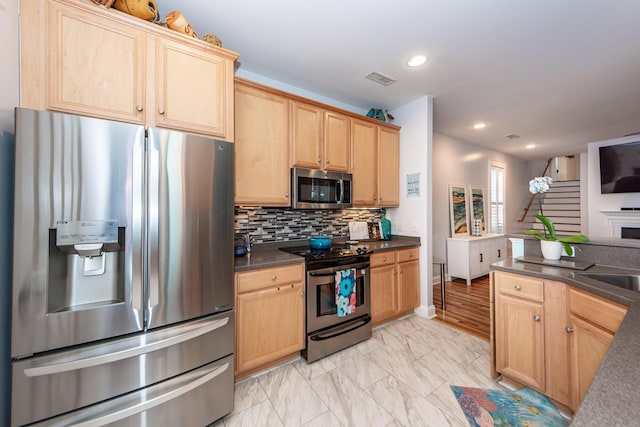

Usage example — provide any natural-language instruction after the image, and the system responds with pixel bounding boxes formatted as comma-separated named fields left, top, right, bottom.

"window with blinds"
left=489, top=161, right=505, bottom=234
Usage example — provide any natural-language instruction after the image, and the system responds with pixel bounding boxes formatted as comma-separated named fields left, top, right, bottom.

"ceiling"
left=156, top=0, right=640, bottom=161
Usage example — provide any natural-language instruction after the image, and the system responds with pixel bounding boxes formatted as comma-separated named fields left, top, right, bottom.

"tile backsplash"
left=235, top=207, right=384, bottom=243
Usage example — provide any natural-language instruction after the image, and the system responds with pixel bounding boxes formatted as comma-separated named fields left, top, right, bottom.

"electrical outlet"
left=562, top=245, right=576, bottom=258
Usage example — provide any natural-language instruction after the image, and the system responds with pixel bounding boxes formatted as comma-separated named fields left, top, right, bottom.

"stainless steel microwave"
left=291, top=168, right=352, bottom=209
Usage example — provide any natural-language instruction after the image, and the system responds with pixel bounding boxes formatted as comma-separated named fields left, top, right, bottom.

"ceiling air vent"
left=365, top=70, right=397, bottom=86
left=505, top=134, right=520, bottom=139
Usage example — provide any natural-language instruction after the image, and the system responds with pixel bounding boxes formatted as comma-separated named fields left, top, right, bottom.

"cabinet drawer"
left=568, top=288, right=628, bottom=333
left=397, top=247, right=419, bottom=263
left=236, top=263, right=304, bottom=293
left=370, top=250, right=397, bottom=267
left=495, top=272, right=544, bottom=302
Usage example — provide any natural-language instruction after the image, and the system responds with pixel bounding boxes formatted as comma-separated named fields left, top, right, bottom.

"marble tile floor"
left=212, top=315, right=505, bottom=427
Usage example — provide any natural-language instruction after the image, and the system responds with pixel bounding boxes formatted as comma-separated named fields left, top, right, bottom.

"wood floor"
left=432, top=275, right=491, bottom=341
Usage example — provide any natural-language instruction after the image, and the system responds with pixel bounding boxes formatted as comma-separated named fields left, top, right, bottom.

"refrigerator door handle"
left=23, top=317, right=229, bottom=377
left=132, top=135, right=146, bottom=321
left=146, top=129, right=160, bottom=313
left=67, top=361, right=230, bottom=427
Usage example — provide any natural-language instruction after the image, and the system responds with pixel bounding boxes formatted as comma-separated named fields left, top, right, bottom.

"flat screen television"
left=599, top=141, right=640, bottom=194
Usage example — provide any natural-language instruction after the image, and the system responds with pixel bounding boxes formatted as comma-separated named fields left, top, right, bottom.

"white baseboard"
left=414, top=304, right=436, bottom=319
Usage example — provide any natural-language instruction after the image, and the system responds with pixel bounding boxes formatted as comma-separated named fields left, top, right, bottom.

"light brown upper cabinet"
left=351, top=119, right=400, bottom=207
left=290, top=101, right=350, bottom=172
left=351, top=119, right=377, bottom=206
left=234, top=80, right=291, bottom=206
left=377, top=126, right=400, bottom=206
left=21, top=0, right=237, bottom=140
left=232, top=79, right=400, bottom=207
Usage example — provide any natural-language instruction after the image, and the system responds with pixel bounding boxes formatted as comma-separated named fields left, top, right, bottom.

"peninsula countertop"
left=234, top=236, right=421, bottom=272
left=491, top=258, right=640, bottom=426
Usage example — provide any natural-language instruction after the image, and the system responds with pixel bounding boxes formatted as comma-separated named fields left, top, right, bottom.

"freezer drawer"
left=32, top=354, right=234, bottom=427
left=11, top=311, right=233, bottom=427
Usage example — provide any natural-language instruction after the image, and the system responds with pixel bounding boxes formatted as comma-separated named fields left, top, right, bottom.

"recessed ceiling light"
left=526, top=144, right=536, bottom=149
left=473, top=123, right=486, bottom=129
left=407, top=55, right=427, bottom=67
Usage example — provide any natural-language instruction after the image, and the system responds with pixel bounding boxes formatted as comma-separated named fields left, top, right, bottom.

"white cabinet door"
left=485, top=237, right=507, bottom=265
left=447, top=235, right=507, bottom=286
left=468, top=240, right=484, bottom=281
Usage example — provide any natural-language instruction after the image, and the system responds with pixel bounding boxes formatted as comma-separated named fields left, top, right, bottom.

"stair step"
left=532, top=216, right=582, bottom=225
left=532, top=223, right=583, bottom=233
left=535, top=210, right=580, bottom=218
left=540, top=197, right=580, bottom=204
left=544, top=192, right=580, bottom=199
left=550, top=180, right=580, bottom=187
left=547, top=188, right=580, bottom=193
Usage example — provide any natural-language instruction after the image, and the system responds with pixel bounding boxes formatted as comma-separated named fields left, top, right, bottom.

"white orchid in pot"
left=524, top=176, right=588, bottom=259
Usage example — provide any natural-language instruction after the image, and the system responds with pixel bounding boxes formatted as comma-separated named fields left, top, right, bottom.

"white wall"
left=1, top=0, right=19, bottom=424
left=587, top=136, right=640, bottom=237
left=432, top=133, right=529, bottom=262
left=388, top=96, right=434, bottom=318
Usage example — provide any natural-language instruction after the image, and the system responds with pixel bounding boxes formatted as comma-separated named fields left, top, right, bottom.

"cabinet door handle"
left=498, top=249, right=501, bottom=258
left=566, top=327, right=574, bottom=333
left=409, top=253, right=413, bottom=258
left=533, top=315, right=541, bottom=322
left=158, top=108, right=165, bottom=115
left=383, top=257, right=387, bottom=262
left=272, top=275, right=277, bottom=281
left=400, top=268, right=404, bottom=273
left=480, top=253, right=483, bottom=263
left=300, top=291, right=305, bottom=297
left=317, top=158, right=322, bottom=163
left=136, top=105, right=144, bottom=112
left=326, top=159, right=330, bottom=164
left=393, top=270, right=397, bottom=275
left=514, top=285, right=522, bottom=291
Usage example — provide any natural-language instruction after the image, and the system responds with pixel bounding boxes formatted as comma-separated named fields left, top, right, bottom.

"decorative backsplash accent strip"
left=234, top=207, right=384, bottom=243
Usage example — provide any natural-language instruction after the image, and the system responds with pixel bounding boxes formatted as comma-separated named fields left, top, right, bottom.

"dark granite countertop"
left=491, top=259, right=640, bottom=425
left=234, top=235, right=421, bottom=272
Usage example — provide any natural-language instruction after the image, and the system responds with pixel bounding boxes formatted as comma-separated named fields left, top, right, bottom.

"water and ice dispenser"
left=47, top=220, right=125, bottom=313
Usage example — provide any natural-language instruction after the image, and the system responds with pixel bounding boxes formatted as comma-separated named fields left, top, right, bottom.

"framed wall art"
left=469, top=186, right=486, bottom=233
left=449, top=184, right=469, bottom=237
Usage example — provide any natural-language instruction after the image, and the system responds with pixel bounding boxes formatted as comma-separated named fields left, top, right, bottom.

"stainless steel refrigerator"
left=10, top=108, right=235, bottom=426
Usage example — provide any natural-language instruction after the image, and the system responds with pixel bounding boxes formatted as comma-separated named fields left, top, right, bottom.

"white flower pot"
left=540, top=240, right=563, bottom=260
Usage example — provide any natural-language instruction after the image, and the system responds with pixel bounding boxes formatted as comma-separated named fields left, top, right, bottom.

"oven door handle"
left=309, top=264, right=370, bottom=277
left=309, top=316, right=371, bottom=341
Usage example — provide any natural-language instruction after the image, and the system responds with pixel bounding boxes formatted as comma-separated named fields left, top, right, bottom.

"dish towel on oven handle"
left=335, top=268, right=357, bottom=317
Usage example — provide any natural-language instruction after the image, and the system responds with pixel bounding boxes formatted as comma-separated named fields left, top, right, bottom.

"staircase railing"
left=517, top=158, right=553, bottom=222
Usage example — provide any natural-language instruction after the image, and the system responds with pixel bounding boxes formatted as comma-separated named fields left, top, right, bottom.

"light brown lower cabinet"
left=567, top=287, right=628, bottom=409
left=370, top=247, right=420, bottom=325
left=492, top=270, right=628, bottom=411
left=235, top=263, right=305, bottom=376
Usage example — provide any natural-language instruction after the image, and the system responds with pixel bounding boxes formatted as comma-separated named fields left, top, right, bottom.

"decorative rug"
left=451, top=385, right=569, bottom=427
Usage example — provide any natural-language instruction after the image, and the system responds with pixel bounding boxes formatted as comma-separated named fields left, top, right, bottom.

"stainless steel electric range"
left=280, top=243, right=372, bottom=362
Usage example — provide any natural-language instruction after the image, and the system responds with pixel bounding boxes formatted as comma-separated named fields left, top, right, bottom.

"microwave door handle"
left=336, top=179, right=342, bottom=203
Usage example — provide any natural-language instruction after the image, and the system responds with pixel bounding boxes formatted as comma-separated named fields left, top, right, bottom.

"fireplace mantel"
left=601, top=211, right=640, bottom=238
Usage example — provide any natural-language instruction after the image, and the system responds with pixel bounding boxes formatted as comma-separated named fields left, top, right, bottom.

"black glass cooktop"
left=280, top=243, right=369, bottom=260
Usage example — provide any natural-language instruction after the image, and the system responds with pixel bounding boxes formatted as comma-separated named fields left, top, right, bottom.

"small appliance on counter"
left=234, top=233, right=249, bottom=257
